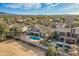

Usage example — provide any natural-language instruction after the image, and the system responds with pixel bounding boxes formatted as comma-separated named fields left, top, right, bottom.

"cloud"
left=22, top=3, right=41, bottom=9
left=6, top=3, right=41, bottom=10
left=44, top=3, right=60, bottom=10
left=6, top=3, right=60, bottom=10
left=60, top=3, right=79, bottom=11
left=45, top=3, right=60, bottom=7
left=6, top=4, right=21, bottom=9
left=2, top=3, right=79, bottom=15
left=67, top=11, right=79, bottom=15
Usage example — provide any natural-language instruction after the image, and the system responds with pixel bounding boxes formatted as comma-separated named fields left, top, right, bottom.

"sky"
left=0, top=3, right=79, bottom=15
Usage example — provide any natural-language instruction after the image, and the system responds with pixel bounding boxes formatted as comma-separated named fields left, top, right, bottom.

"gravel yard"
left=0, top=39, right=45, bottom=56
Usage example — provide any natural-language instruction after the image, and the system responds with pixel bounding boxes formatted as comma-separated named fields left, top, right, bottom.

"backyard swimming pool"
left=29, top=36, right=42, bottom=40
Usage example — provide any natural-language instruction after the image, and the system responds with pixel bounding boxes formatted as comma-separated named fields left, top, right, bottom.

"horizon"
left=0, top=3, right=79, bottom=15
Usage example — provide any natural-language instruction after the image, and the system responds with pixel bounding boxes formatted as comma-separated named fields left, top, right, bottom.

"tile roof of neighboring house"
left=36, top=24, right=55, bottom=34
left=55, top=27, right=71, bottom=32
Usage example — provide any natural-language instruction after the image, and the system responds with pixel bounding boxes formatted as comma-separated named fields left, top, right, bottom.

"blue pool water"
left=30, top=36, right=41, bottom=40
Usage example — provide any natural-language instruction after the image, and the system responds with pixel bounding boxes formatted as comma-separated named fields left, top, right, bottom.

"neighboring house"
left=16, top=19, right=25, bottom=23
left=55, top=27, right=79, bottom=44
left=55, top=23, right=67, bottom=28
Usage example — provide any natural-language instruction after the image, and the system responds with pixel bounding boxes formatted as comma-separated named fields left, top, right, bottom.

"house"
left=20, top=24, right=55, bottom=43
left=55, top=27, right=79, bottom=44
left=27, top=25, right=55, bottom=38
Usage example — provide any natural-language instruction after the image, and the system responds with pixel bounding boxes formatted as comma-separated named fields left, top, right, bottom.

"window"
left=72, top=34, right=77, bottom=38
left=59, top=32, right=65, bottom=36
left=67, top=32, right=71, bottom=36
left=34, top=33, right=39, bottom=37
left=66, top=39, right=75, bottom=44
left=77, top=38, right=79, bottom=43
left=30, top=33, right=34, bottom=36
left=27, top=32, right=34, bottom=36
left=60, top=38, right=64, bottom=42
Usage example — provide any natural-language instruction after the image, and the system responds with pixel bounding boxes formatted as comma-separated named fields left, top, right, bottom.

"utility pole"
left=62, top=32, right=67, bottom=55
left=71, top=28, right=76, bottom=44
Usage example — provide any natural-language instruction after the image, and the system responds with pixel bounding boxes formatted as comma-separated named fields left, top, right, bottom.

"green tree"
left=0, top=20, right=10, bottom=41
left=46, top=45, right=59, bottom=56
left=9, top=23, right=21, bottom=40
left=60, top=16, right=65, bottom=23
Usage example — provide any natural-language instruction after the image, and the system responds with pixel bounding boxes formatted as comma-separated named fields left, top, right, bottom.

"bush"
left=46, top=45, right=59, bottom=56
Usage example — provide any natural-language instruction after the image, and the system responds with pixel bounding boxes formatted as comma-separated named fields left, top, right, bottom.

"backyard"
left=0, top=39, right=45, bottom=56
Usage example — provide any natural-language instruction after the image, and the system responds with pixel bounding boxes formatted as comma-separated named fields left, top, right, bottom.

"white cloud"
left=4, top=3, right=79, bottom=15
left=6, top=3, right=41, bottom=10
left=22, top=3, right=41, bottom=9
left=62, top=3, right=79, bottom=10
left=6, top=4, right=21, bottom=9
left=45, top=3, right=60, bottom=7
left=67, top=12, right=79, bottom=15
left=7, top=3, right=60, bottom=10
left=45, top=3, right=60, bottom=10
left=54, top=11, right=79, bottom=15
